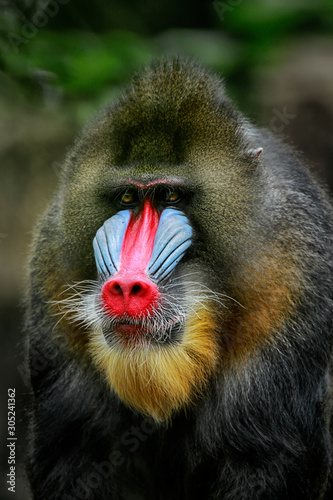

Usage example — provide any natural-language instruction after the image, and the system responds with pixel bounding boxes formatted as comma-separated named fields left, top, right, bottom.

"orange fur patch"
left=224, top=250, right=303, bottom=363
left=88, top=306, right=218, bottom=422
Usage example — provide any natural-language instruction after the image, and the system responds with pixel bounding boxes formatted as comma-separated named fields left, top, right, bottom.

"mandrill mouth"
left=102, top=309, right=185, bottom=347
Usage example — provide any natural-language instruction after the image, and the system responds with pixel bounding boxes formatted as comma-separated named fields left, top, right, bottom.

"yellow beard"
left=88, top=306, right=218, bottom=422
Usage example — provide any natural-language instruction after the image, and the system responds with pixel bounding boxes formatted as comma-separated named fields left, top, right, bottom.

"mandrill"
left=25, top=59, right=333, bottom=499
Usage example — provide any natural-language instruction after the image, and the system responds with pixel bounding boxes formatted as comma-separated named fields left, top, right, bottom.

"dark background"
left=1, top=1, right=333, bottom=498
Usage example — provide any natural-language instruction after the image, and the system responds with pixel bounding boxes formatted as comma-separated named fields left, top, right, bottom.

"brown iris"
left=166, top=190, right=180, bottom=203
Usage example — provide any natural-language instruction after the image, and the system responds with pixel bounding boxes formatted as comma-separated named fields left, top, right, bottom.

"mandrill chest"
left=83, top=186, right=219, bottom=421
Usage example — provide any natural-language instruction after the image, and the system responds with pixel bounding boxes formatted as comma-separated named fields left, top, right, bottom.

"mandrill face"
left=48, top=60, right=276, bottom=421
left=73, top=183, right=219, bottom=421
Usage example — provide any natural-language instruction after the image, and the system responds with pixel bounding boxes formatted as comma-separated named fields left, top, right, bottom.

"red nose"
left=101, top=272, right=159, bottom=318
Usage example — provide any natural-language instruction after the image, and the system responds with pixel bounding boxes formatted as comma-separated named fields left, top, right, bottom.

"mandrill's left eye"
left=165, top=190, right=181, bottom=204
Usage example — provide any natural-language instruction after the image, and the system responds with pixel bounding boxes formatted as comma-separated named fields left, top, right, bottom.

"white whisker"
left=48, top=272, right=243, bottom=347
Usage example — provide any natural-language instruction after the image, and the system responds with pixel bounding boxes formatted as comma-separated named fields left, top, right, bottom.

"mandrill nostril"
left=131, top=284, right=142, bottom=295
left=108, top=282, right=123, bottom=296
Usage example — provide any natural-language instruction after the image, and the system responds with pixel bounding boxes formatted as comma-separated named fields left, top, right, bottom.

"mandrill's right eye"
left=119, top=190, right=135, bottom=206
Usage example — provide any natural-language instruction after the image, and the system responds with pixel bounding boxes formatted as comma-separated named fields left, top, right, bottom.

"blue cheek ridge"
left=93, top=210, right=131, bottom=279
left=148, top=208, right=192, bottom=281
left=93, top=208, right=192, bottom=282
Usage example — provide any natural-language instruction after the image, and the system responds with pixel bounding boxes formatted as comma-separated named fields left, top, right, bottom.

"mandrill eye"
left=120, top=190, right=135, bottom=206
left=165, top=189, right=181, bottom=204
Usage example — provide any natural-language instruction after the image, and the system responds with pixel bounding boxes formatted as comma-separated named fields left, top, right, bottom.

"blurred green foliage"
left=0, top=0, right=332, bottom=121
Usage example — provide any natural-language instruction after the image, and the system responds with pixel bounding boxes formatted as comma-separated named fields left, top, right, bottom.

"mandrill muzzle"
left=93, top=199, right=192, bottom=320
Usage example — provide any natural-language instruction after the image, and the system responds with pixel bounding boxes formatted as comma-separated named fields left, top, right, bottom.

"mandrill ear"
left=248, top=147, right=263, bottom=160
left=148, top=209, right=192, bottom=281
